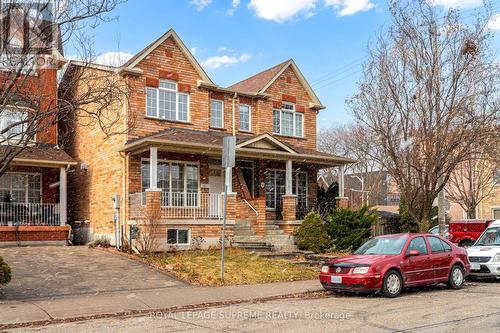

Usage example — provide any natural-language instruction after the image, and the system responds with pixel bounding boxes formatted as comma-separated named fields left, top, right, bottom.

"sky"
left=73, top=0, right=500, bottom=130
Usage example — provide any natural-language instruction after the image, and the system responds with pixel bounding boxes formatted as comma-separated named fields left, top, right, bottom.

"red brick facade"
left=63, top=30, right=333, bottom=248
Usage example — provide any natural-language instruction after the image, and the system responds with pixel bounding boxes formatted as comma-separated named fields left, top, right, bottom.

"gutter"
left=197, top=80, right=269, bottom=99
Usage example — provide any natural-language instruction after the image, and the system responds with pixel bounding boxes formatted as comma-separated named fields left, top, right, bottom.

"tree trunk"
left=467, top=207, right=477, bottom=219
left=419, top=209, right=431, bottom=233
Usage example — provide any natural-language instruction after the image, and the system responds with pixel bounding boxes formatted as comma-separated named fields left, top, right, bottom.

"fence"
left=0, top=202, right=60, bottom=226
left=129, top=192, right=223, bottom=220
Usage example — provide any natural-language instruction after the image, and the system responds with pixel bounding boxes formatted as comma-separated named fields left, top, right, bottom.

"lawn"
left=140, top=248, right=317, bottom=286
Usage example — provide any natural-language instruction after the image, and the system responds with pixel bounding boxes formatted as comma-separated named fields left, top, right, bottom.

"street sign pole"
left=220, top=136, right=236, bottom=282
left=221, top=177, right=228, bottom=281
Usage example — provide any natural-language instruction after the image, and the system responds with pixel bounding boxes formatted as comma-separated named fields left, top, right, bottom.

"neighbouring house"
left=0, top=9, right=75, bottom=246
left=59, top=29, right=354, bottom=251
left=318, top=170, right=400, bottom=210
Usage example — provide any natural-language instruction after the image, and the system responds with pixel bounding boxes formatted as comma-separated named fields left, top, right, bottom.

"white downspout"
left=232, top=92, right=237, bottom=136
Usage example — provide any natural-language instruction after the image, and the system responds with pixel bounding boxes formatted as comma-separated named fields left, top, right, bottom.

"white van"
left=466, top=220, right=500, bottom=277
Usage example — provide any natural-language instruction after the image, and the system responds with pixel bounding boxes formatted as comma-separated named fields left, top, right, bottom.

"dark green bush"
left=0, top=256, right=11, bottom=285
left=294, top=211, right=330, bottom=253
left=326, top=205, right=377, bottom=252
left=398, top=200, right=419, bottom=233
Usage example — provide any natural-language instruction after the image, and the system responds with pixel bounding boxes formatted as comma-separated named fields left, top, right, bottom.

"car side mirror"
left=408, top=250, right=420, bottom=257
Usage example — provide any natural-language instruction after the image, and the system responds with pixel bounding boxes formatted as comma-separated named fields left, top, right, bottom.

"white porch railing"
left=129, top=191, right=223, bottom=220
left=0, top=202, right=61, bottom=226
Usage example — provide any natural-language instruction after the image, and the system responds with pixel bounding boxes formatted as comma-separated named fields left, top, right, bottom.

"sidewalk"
left=0, top=279, right=323, bottom=327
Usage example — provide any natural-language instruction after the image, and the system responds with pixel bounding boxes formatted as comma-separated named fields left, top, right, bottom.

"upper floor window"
left=0, top=109, right=26, bottom=142
left=210, top=99, right=224, bottom=128
left=146, top=80, right=189, bottom=122
left=493, top=169, right=500, bottom=187
left=273, top=102, right=303, bottom=138
left=239, top=104, right=251, bottom=132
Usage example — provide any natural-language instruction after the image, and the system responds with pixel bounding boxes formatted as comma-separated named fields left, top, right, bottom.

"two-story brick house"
left=0, top=21, right=76, bottom=245
left=61, top=29, right=352, bottom=250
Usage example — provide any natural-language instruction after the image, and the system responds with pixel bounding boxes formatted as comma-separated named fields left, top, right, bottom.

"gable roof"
left=228, top=60, right=289, bottom=93
left=228, top=59, right=324, bottom=109
left=236, top=134, right=297, bottom=154
left=122, top=29, right=214, bottom=84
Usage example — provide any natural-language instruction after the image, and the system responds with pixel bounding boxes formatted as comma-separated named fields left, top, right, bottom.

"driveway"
left=0, top=246, right=185, bottom=300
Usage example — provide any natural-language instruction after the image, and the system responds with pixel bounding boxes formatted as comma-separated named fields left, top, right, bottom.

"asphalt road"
left=10, top=279, right=500, bottom=333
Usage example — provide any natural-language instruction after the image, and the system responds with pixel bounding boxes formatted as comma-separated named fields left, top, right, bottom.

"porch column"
left=285, top=160, right=293, bottom=195
left=59, top=167, right=67, bottom=226
left=282, top=159, right=297, bottom=222
left=149, top=146, right=158, bottom=189
left=335, top=165, right=349, bottom=208
left=338, top=165, right=345, bottom=197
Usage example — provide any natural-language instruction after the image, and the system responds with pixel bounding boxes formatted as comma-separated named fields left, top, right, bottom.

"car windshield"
left=475, top=227, right=500, bottom=246
left=354, top=236, right=408, bottom=255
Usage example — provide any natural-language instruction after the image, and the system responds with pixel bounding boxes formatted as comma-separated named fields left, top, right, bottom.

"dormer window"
left=273, top=102, right=303, bottom=138
left=146, top=80, right=189, bottom=122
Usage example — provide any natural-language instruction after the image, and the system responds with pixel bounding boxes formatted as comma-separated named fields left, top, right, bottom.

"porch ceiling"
left=120, top=128, right=355, bottom=168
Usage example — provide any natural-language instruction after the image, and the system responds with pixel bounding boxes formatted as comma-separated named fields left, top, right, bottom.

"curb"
left=0, top=290, right=327, bottom=330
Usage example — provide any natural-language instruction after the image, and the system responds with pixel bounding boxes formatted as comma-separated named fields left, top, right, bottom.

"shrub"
left=0, top=256, right=11, bottom=286
left=326, top=206, right=377, bottom=252
left=399, top=200, right=419, bottom=233
left=294, top=211, right=330, bottom=253
left=88, top=237, right=111, bottom=248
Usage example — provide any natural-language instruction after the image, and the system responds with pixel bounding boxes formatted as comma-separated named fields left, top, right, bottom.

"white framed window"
left=0, top=109, right=27, bottom=141
left=167, top=228, right=190, bottom=245
left=0, top=172, right=41, bottom=203
left=145, top=80, right=189, bottom=122
left=210, top=99, right=224, bottom=128
left=141, top=159, right=199, bottom=207
left=493, top=169, right=500, bottom=187
left=239, top=104, right=251, bottom=132
left=272, top=102, right=303, bottom=138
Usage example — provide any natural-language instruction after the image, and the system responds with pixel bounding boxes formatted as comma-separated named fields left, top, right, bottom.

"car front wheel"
left=382, top=270, right=403, bottom=297
left=448, top=265, right=465, bottom=289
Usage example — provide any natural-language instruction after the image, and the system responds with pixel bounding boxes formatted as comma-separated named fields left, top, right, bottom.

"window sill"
left=238, top=129, right=253, bottom=134
left=145, top=116, right=191, bottom=124
left=209, top=126, right=226, bottom=131
left=272, top=133, right=306, bottom=140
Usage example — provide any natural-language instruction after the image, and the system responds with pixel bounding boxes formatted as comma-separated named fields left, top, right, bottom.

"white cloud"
left=430, top=0, right=483, bottom=9
left=190, top=46, right=199, bottom=55
left=190, top=0, right=212, bottom=11
left=248, top=0, right=317, bottom=23
left=487, top=14, right=500, bottom=31
left=201, top=53, right=251, bottom=69
left=218, top=46, right=235, bottom=52
left=227, top=0, right=240, bottom=16
left=324, top=0, right=375, bottom=16
left=94, top=51, right=133, bottom=67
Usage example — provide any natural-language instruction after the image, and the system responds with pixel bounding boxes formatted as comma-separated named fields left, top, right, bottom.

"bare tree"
left=349, top=0, right=500, bottom=231
left=446, top=143, right=500, bottom=219
left=0, top=0, right=126, bottom=176
left=318, top=124, right=386, bottom=206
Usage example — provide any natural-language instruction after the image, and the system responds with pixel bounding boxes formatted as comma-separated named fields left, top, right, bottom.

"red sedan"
left=319, top=234, right=470, bottom=297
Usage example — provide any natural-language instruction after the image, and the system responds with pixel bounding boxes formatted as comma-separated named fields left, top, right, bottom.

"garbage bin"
left=71, top=220, right=90, bottom=245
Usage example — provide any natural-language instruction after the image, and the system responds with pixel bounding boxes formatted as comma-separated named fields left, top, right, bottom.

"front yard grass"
left=140, top=248, right=317, bottom=286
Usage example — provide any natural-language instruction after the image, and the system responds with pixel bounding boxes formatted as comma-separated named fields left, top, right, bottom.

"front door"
left=208, top=175, right=223, bottom=217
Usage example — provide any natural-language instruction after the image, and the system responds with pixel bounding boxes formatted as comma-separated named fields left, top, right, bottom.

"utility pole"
left=437, top=176, right=446, bottom=237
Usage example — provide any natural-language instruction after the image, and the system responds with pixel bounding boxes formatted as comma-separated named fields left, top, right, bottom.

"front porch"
left=0, top=145, right=76, bottom=246
left=122, top=129, right=353, bottom=250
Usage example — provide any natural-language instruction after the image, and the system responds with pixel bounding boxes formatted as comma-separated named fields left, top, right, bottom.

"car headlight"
left=321, top=265, right=330, bottom=273
left=353, top=266, right=370, bottom=274
left=493, top=254, right=500, bottom=262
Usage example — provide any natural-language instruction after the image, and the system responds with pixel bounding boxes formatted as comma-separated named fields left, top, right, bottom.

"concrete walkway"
left=0, top=279, right=322, bottom=327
